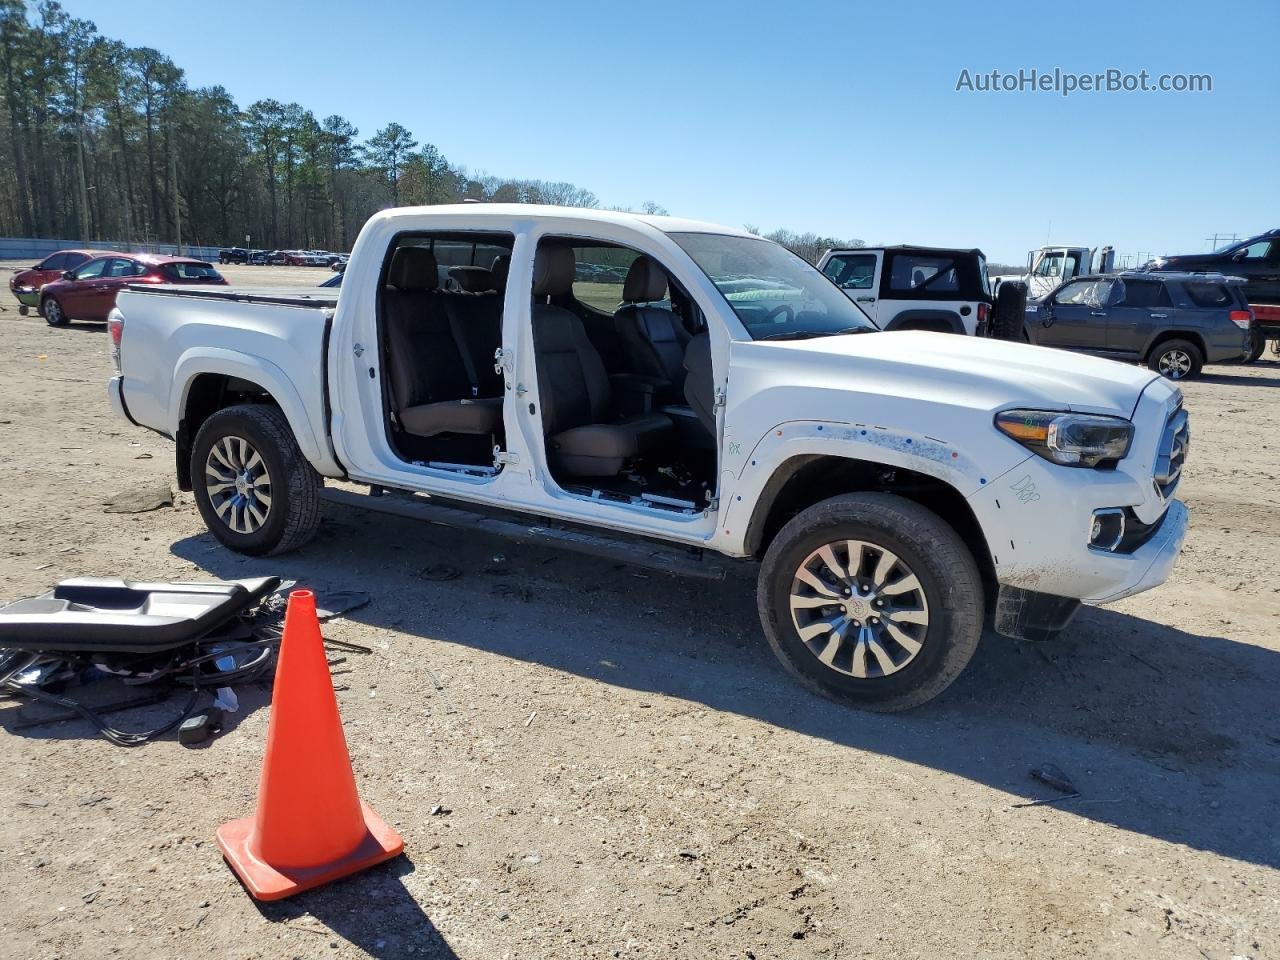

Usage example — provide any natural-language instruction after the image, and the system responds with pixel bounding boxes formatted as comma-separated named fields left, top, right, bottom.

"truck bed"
left=125, top=283, right=340, bottom=310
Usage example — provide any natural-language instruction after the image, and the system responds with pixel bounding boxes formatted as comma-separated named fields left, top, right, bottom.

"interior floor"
left=559, top=449, right=718, bottom=514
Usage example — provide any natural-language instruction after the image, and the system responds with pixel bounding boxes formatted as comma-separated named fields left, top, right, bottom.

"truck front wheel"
left=758, top=493, right=983, bottom=711
left=191, top=404, right=321, bottom=556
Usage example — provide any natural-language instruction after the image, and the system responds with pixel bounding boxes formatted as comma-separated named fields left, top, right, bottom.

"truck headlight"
left=995, top=409, right=1133, bottom=467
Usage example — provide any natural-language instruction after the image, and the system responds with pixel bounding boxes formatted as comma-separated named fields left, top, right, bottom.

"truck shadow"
left=170, top=501, right=1280, bottom=871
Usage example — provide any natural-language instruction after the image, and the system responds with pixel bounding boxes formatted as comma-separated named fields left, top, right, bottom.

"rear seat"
left=442, top=266, right=504, bottom=399
left=382, top=247, right=502, bottom=438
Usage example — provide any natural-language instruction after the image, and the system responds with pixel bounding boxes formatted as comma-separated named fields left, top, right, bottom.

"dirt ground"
left=0, top=260, right=1277, bottom=960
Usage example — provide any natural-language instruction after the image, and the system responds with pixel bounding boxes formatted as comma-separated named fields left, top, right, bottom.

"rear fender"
left=171, top=349, right=339, bottom=475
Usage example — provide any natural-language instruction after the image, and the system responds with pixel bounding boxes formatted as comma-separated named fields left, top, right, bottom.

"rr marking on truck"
left=1009, top=475, right=1041, bottom=503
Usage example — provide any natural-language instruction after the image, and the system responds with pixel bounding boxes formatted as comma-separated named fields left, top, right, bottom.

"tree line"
left=0, top=0, right=861, bottom=261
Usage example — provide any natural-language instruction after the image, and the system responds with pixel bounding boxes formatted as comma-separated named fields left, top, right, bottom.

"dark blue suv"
left=1022, top=271, right=1252, bottom=380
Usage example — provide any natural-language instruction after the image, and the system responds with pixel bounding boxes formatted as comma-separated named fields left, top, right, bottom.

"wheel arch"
left=881, top=309, right=966, bottom=334
left=1144, top=329, right=1206, bottom=360
left=172, top=353, right=327, bottom=490
left=744, top=453, right=997, bottom=599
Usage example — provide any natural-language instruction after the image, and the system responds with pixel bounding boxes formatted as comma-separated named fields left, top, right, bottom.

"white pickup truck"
left=108, top=204, right=1189, bottom=711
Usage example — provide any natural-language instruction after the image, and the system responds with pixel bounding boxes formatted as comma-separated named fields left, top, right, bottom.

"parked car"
left=330, top=255, right=349, bottom=272
left=816, top=245, right=1024, bottom=338
left=1145, top=228, right=1280, bottom=358
left=319, top=271, right=342, bottom=288
left=1023, top=271, right=1252, bottom=379
left=248, top=250, right=271, bottom=266
left=218, top=247, right=251, bottom=265
left=108, top=204, right=1188, bottom=711
left=41, top=254, right=226, bottom=326
left=8, top=248, right=112, bottom=315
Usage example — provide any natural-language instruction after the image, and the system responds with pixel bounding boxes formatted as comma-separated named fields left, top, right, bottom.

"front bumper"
left=1081, top=498, right=1187, bottom=603
left=12, top=286, right=39, bottom=308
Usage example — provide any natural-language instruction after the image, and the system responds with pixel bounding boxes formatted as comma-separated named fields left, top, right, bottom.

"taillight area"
left=107, top=310, right=124, bottom=372
left=1228, top=309, right=1254, bottom=329
left=978, top=302, right=990, bottom=325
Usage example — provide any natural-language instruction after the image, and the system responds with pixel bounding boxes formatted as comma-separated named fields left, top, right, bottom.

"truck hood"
left=753, top=330, right=1158, bottom=418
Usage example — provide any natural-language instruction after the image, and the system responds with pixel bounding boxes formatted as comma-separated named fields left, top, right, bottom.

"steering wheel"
left=763, top=304, right=795, bottom=325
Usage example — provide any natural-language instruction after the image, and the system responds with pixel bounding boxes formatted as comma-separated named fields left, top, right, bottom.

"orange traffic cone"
left=216, top=589, right=403, bottom=900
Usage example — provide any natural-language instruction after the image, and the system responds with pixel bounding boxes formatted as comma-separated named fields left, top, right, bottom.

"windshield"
left=669, top=232, right=877, bottom=340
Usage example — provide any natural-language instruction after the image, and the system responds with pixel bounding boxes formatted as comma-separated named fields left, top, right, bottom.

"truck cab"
left=108, top=205, right=1189, bottom=712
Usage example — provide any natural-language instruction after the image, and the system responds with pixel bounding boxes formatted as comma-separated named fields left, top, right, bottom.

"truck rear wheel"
left=191, top=404, right=321, bottom=556
left=757, top=492, right=983, bottom=712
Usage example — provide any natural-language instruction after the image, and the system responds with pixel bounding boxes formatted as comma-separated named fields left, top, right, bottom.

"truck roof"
left=365, top=203, right=757, bottom=238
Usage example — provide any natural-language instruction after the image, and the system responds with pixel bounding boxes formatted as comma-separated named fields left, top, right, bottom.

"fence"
left=0, top=236, right=224, bottom=263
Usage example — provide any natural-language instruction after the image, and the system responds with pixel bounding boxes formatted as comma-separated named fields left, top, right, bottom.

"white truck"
left=995, top=244, right=1117, bottom=301
left=107, top=204, right=1189, bottom=711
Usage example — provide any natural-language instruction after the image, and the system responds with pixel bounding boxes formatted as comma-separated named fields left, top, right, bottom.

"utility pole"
left=170, top=143, right=182, bottom=255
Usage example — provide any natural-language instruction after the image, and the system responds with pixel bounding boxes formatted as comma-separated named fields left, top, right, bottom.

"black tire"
left=757, top=492, right=984, bottom=712
left=991, top=280, right=1028, bottom=341
left=1147, top=338, right=1203, bottom=380
left=190, top=404, right=321, bottom=556
left=42, top=296, right=69, bottom=326
left=1244, top=329, right=1265, bottom=363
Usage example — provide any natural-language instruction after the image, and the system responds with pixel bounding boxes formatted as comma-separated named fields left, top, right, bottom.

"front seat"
left=531, top=246, right=671, bottom=477
left=613, top=256, right=689, bottom=395
left=382, top=246, right=502, bottom=438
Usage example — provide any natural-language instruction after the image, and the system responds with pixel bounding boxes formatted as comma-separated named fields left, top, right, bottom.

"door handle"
left=1149, top=313, right=1168, bottom=319
left=1090, top=310, right=1108, bottom=317
left=855, top=296, right=876, bottom=302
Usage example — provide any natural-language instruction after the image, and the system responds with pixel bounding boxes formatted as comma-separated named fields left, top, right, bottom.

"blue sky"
left=73, top=0, right=1277, bottom=263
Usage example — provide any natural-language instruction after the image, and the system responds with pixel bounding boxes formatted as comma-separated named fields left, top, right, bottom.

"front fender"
left=712, top=418, right=1028, bottom=556
left=170, top=348, right=341, bottom=476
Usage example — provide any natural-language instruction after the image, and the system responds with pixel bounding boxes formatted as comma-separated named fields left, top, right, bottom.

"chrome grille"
left=1153, top=407, right=1189, bottom=499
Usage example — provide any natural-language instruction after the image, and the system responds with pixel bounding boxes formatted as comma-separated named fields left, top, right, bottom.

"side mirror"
left=62, top=270, right=76, bottom=281
left=1232, top=250, right=1247, bottom=262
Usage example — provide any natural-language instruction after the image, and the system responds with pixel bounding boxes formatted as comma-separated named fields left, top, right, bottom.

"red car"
left=39, top=254, right=227, bottom=326
left=8, top=248, right=112, bottom=314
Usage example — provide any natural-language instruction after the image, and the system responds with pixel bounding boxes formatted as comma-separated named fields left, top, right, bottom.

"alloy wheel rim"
left=204, top=435, right=273, bottom=534
left=1159, top=350, right=1191, bottom=378
left=788, top=539, right=930, bottom=679
left=46, top=300, right=61, bottom=322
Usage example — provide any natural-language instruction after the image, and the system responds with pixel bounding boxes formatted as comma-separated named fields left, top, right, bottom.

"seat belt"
left=448, top=313, right=482, bottom=398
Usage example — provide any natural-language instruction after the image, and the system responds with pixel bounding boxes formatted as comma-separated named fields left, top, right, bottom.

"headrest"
left=490, top=254, right=510, bottom=291
left=388, top=246, right=438, bottom=291
left=623, top=256, right=668, bottom=302
left=532, top=246, right=576, bottom=298
left=449, top=265, right=495, bottom=293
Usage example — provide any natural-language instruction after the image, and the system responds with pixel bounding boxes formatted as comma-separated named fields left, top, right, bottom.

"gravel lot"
left=1, top=261, right=1277, bottom=960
